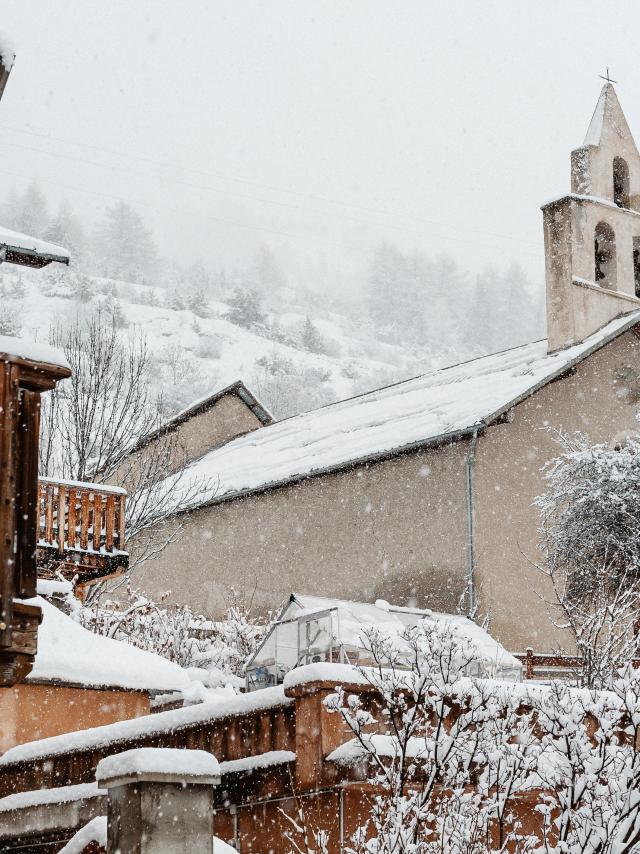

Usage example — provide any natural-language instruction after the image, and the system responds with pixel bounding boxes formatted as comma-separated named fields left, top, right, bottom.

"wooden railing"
left=37, top=478, right=128, bottom=581
left=515, top=648, right=640, bottom=681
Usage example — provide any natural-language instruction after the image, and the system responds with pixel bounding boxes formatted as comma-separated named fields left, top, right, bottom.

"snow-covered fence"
left=37, top=478, right=128, bottom=583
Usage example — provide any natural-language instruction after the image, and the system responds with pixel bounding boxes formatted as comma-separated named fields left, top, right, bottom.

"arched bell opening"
left=594, top=221, right=617, bottom=289
left=613, top=157, right=630, bottom=208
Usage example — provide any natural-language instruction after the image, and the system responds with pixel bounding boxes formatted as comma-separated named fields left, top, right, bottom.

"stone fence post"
left=95, top=747, right=220, bottom=854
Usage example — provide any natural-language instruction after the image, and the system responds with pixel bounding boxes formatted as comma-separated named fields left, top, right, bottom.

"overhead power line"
left=0, top=123, right=542, bottom=254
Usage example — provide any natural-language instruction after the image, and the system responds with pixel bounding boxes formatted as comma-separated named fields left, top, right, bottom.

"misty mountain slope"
left=4, top=267, right=441, bottom=420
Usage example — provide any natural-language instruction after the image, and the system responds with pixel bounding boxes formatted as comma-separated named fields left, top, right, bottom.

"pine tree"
left=44, top=200, right=85, bottom=258
left=187, top=288, right=209, bottom=317
left=366, top=242, right=410, bottom=333
left=0, top=298, right=22, bottom=335
left=10, top=275, right=25, bottom=299
left=95, top=201, right=157, bottom=283
left=300, top=316, right=325, bottom=353
left=226, top=288, right=265, bottom=328
left=101, top=294, right=128, bottom=328
left=1, top=188, right=20, bottom=231
left=166, top=291, right=185, bottom=311
left=16, top=182, right=48, bottom=237
left=250, top=245, right=286, bottom=295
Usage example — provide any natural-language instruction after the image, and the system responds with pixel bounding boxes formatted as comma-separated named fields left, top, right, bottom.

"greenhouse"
left=245, top=593, right=522, bottom=691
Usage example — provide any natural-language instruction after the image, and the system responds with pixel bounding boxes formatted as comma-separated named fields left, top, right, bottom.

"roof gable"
left=130, top=380, right=273, bottom=456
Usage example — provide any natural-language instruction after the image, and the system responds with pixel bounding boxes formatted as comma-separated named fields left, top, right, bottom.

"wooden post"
left=0, top=362, right=18, bottom=651
left=525, top=647, right=534, bottom=680
left=0, top=347, right=70, bottom=686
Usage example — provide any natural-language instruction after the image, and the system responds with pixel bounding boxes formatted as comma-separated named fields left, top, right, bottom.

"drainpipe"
left=465, top=426, right=480, bottom=618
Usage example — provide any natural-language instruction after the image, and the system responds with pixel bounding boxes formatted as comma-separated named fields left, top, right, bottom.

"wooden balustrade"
left=515, top=648, right=640, bottom=681
left=36, top=478, right=129, bottom=584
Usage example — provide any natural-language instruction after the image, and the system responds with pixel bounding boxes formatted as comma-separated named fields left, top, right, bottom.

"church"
left=127, top=82, right=640, bottom=654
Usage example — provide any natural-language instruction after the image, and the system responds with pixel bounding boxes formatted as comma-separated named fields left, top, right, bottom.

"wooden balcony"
left=36, top=478, right=129, bottom=585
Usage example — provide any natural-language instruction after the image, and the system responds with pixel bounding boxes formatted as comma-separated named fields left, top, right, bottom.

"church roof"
left=584, top=82, right=610, bottom=146
left=582, top=82, right=636, bottom=154
left=161, top=311, right=640, bottom=511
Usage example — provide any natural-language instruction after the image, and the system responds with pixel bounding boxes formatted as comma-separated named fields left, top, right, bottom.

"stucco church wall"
left=130, top=330, right=640, bottom=654
left=130, top=440, right=471, bottom=618
left=473, top=329, right=640, bottom=652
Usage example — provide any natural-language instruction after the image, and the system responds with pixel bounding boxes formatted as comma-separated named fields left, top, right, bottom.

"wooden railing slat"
left=56, top=485, right=66, bottom=554
left=105, top=494, right=115, bottom=551
left=92, top=492, right=102, bottom=550
left=44, top=485, right=54, bottom=544
left=80, top=491, right=89, bottom=551
left=67, top=488, right=77, bottom=549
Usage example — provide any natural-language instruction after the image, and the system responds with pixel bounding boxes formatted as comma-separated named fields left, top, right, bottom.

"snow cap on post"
left=95, top=747, right=221, bottom=788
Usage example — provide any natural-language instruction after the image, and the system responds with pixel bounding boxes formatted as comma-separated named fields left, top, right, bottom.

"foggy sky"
left=0, top=1, right=636, bottom=287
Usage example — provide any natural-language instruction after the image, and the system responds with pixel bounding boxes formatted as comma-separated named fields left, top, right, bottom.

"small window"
left=594, top=221, right=617, bottom=289
left=614, top=157, right=630, bottom=208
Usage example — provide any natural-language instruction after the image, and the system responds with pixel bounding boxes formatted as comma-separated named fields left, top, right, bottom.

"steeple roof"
left=583, top=82, right=636, bottom=152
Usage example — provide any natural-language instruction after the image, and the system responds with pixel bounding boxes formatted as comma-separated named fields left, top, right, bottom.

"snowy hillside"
left=1, top=265, right=440, bottom=420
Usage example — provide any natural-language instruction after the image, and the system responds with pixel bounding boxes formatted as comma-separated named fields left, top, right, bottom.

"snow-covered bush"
left=323, top=621, right=640, bottom=853
left=79, top=587, right=266, bottom=677
left=536, top=432, right=640, bottom=687
left=190, top=608, right=265, bottom=676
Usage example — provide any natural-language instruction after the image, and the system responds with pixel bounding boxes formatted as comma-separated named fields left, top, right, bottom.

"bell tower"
left=542, top=80, right=640, bottom=353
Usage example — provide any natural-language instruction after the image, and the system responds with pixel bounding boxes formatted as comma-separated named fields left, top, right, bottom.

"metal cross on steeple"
left=599, top=67, right=618, bottom=85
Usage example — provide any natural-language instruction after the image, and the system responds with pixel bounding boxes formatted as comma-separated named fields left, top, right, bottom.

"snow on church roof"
left=25, top=597, right=189, bottom=693
left=584, top=82, right=609, bottom=146
left=161, top=311, right=640, bottom=512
